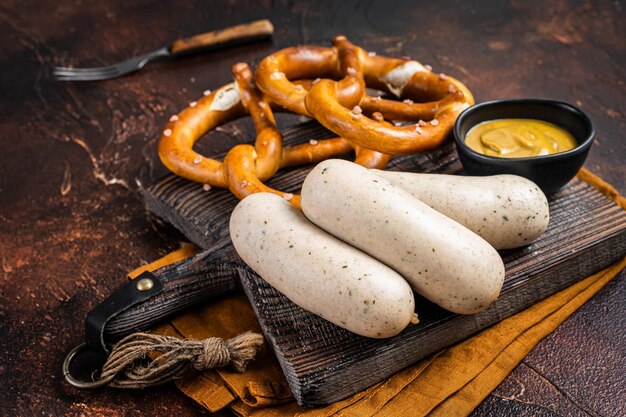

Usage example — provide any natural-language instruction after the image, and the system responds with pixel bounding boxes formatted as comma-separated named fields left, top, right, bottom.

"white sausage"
left=229, top=192, right=416, bottom=338
left=372, top=171, right=550, bottom=249
left=301, top=159, right=505, bottom=314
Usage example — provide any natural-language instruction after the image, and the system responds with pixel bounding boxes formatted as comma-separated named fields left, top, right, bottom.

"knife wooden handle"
left=169, top=19, right=274, bottom=55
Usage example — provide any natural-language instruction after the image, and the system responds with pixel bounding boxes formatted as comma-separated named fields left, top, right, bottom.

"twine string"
left=93, top=331, right=264, bottom=388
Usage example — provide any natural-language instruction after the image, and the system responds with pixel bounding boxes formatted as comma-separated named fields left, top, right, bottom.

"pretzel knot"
left=158, top=36, right=474, bottom=206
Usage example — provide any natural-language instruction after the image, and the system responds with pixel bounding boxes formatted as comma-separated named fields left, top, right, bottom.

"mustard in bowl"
left=453, top=99, right=595, bottom=194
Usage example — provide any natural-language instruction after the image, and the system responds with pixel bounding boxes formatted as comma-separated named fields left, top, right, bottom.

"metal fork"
left=53, top=19, right=273, bottom=81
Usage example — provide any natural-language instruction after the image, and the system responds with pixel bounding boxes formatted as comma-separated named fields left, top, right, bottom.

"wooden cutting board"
left=143, top=121, right=626, bottom=407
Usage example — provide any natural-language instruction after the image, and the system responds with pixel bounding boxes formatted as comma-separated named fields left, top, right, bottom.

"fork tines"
left=53, top=65, right=123, bottom=81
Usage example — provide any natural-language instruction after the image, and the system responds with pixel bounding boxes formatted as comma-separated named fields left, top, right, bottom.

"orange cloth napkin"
left=128, top=168, right=625, bottom=416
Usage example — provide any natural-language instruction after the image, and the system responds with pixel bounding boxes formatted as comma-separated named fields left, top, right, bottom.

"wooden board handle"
left=103, top=251, right=241, bottom=342
left=169, top=19, right=274, bottom=55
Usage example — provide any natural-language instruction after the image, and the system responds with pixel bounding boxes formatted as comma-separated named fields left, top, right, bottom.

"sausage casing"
left=301, top=160, right=505, bottom=314
left=229, top=192, right=416, bottom=338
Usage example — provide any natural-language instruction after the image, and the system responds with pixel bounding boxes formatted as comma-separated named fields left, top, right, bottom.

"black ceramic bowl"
left=453, top=99, right=595, bottom=194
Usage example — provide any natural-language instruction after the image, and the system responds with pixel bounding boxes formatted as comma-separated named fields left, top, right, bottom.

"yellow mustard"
left=465, top=119, right=577, bottom=158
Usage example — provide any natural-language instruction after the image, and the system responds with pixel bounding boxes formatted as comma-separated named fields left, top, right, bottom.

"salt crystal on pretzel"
left=270, top=71, right=285, bottom=80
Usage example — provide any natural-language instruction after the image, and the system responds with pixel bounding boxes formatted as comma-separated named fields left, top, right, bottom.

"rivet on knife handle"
left=169, top=19, right=274, bottom=55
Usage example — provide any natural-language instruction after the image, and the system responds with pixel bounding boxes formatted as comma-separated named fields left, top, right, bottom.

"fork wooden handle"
left=169, top=19, right=274, bottom=55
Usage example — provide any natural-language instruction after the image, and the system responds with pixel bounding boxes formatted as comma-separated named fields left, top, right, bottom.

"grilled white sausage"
left=301, top=159, right=505, bottom=314
left=229, top=192, right=416, bottom=338
left=372, top=171, right=549, bottom=249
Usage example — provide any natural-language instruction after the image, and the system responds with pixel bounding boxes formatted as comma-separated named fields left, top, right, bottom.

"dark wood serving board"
left=143, top=121, right=626, bottom=407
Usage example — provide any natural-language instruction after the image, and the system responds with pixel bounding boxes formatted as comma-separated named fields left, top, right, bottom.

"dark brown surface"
left=0, top=0, right=624, bottom=416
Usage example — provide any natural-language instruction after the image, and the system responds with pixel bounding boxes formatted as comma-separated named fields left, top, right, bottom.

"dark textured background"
left=0, top=0, right=624, bottom=416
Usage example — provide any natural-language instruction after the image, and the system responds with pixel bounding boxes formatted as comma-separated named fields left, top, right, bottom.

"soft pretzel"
left=306, top=75, right=472, bottom=155
left=158, top=36, right=473, bottom=205
left=257, top=36, right=474, bottom=155
left=159, top=70, right=328, bottom=206
left=255, top=37, right=364, bottom=116
left=158, top=62, right=388, bottom=208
